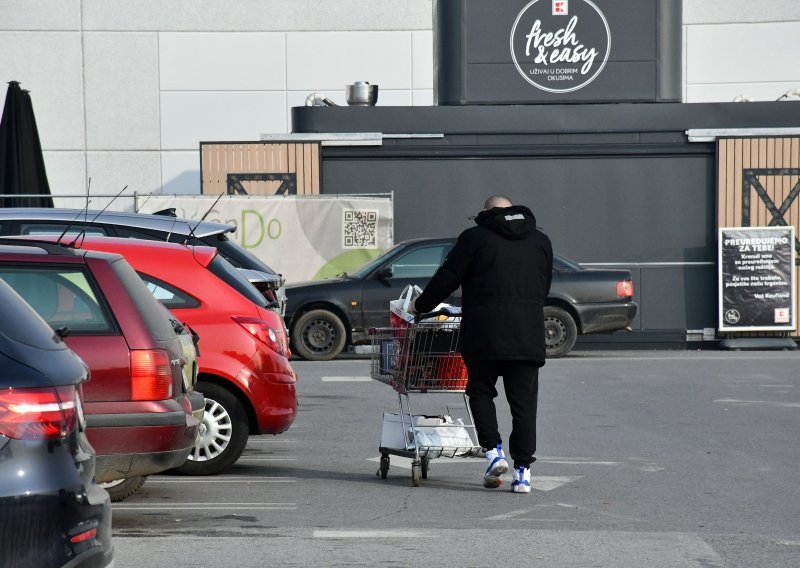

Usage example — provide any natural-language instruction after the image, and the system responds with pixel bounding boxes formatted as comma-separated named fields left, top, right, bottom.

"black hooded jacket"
left=415, top=205, right=553, bottom=364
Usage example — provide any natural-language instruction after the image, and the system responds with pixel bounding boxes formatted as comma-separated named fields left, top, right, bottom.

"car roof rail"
left=0, top=238, right=80, bottom=256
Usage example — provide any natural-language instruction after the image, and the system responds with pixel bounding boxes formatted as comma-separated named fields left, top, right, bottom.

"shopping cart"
left=369, top=310, right=481, bottom=486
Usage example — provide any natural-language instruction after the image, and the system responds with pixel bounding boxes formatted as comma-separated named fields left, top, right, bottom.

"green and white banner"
left=136, top=195, right=393, bottom=284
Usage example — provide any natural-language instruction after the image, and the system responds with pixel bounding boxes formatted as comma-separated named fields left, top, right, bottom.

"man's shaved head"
left=484, top=195, right=513, bottom=210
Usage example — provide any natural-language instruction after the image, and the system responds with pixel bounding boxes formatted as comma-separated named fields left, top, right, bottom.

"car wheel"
left=291, top=309, right=347, bottom=361
left=100, top=476, right=147, bottom=502
left=174, top=381, right=249, bottom=476
left=544, top=306, right=578, bottom=358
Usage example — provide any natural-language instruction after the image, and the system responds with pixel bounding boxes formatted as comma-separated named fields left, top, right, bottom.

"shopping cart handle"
left=415, top=309, right=459, bottom=322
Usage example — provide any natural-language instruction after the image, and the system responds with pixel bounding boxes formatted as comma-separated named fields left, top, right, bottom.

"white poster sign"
left=136, top=195, right=393, bottom=284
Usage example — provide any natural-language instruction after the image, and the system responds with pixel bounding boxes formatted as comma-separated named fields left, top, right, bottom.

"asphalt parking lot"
left=112, top=350, right=800, bottom=568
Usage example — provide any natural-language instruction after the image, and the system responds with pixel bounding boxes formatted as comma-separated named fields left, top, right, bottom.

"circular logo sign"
left=510, top=0, right=611, bottom=93
left=724, top=309, right=741, bottom=325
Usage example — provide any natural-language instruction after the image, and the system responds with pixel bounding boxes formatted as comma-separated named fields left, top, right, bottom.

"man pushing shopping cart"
left=409, top=195, right=553, bottom=494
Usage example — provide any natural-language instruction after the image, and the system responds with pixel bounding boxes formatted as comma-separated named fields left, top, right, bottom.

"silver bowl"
left=346, top=81, right=379, bottom=106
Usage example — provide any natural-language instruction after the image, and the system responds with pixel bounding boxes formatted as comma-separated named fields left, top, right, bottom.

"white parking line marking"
left=534, top=476, right=583, bottom=491
left=314, top=530, right=433, bottom=539
left=550, top=354, right=800, bottom=361
left=114, top=505, right=297, bottom=511
left=485, top=508, right=536, bottom=520
left=540, top=459, right=618, bottom=465
left=321, top=376, right=372, bottom=382
left=148, top=477, right=296, bottom=483
left=368, top=456, right=619, bottom=469
left=235, top=457, right=298, bottom=461
left=714, top=398, right=800, bottom=408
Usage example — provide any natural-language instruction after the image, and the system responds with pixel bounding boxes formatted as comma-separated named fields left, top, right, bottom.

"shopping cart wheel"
left=379, top=454, right=389, bottom=479
left=411, top=461, right=421, bottom=487
left=421, top=457, right=429, bottom=479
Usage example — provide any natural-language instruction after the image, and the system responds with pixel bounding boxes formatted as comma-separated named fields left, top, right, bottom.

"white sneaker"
left=511, top=466, right=531, bottom=494
left=482, top=445, right=509, bottom=488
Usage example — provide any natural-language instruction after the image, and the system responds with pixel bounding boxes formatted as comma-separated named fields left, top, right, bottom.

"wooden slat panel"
left=294, top=144, right=306, bottom=195
left=718, top=136, right=800, bottom=338
left=311, top=143, right=320, bottom=194
left=303, top=144, right=312, bottom=195
left=200, top=141, right=322, bottom=196
left=209, top=144, right=220, bottom=195
left=733, top=138, right=742, bottom=226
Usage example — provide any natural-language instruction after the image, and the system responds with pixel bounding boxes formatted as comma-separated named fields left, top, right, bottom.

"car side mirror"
left=376, top=267, right=393, bottom=280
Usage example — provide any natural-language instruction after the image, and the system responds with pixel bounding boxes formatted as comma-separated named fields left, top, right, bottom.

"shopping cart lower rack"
left=369, top=315, right=481, bottom=486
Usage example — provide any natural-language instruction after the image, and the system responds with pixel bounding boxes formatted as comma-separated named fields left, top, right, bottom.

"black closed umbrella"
left=0, top=81, right=54, bottom=207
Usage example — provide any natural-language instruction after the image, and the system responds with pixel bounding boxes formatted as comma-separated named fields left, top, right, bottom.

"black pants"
left=465, top=361, right=540, bottom=469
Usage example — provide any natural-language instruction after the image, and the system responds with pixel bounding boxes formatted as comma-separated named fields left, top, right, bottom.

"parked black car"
left=0, top=279, right=114, bottom=568
left=285, top=237, right=637, bottom=359
left=0, top=207, right=286, bottom=312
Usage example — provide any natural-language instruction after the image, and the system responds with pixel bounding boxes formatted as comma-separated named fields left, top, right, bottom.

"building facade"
left=1, top=0, right=799, bottom=199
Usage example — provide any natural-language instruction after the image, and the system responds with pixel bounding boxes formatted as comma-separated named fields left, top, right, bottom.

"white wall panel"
left=161, top=91, right=286, bottom=149
left=0, top=32, right=84, bottom=150
left=413, top=89, right=434, bottom=106
left=286, top=31, right=412, bottom=91
left=412, top=31, right=433, bottom=90
left=160, top=32, right=286, bottom=91
left=686, top=22, right=800, bottom=85
left=86, top=151, right=161, bottom=195
left=684, top=0, right=800, bottom=25
left=161, top=151, right=201, bottom=195
left=83, top=0, right=432, bottom=32
left=0, top=0, right=80, bottom=30
left=42, top=151, right=86, bottom=197
left=84, top=33, right=160, bottom=150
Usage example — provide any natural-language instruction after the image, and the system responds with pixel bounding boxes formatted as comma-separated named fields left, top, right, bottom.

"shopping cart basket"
left=369, top=310, right=481, bottom=486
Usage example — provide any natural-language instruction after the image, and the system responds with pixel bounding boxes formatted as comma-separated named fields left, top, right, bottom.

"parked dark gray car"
left=285, top=237, right=638, bottom=359
left=0, top=278, right=114, bottom=567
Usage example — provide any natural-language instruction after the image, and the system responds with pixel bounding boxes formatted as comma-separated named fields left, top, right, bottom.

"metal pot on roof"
left=345, top=81, right=378, bottom=106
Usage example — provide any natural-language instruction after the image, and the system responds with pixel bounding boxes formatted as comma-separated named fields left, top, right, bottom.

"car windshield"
left=349, top=244, right=406, bottom=278
left=554, top=254, right=582, bottom=271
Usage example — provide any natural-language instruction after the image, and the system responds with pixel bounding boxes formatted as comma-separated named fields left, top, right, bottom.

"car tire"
left=101, top=475, right=147, bottom=502
left=544, top=306, right=578, bottom=358
left=174, top=381, right=249, bottom=476
left=291, top=309, right=347, bottom=361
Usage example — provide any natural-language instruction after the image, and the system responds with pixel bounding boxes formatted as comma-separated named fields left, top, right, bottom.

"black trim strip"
left=86, top=410, right=188, bottom=428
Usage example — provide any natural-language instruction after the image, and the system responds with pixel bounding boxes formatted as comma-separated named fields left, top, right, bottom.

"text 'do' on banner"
left=718, top=226, right=796, bottom=332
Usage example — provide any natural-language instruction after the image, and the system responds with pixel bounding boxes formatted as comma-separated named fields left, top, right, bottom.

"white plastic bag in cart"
left=389, top=284, right=462, bottom=326
left=389, top=284, right=423, bottom=326
left=408, top=416, right=474, bottom=456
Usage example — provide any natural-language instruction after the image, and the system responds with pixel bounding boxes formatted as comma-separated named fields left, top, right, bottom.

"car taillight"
left=0, top=385, right=77, bottom=440
left=131, top=349, right=172, bottom=400
left=233, top=316, right=287, bottom=356
left=616, top=280, right=634, bottom=298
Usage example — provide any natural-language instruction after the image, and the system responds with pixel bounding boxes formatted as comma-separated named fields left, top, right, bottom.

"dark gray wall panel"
left=324, top=155, right=715, bottom=263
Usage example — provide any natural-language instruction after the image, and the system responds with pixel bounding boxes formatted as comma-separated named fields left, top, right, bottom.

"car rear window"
left=108, top=258, right=177, bottom=342
left=20, top=223, right=108, bottom=237
left=208, top=255, right=268, bottom=308
left=139, top=273, right=200, bottom=309
left=0, top=266, right=115, bottom=334
left=0, top=280, right=66, bottom=350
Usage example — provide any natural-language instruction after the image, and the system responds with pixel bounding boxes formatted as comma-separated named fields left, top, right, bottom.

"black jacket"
left=415, top=205, right=553, bottom=364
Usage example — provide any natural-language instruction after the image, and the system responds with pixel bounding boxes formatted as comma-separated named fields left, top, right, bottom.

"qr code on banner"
left=343, top=209, right=378, bottom=248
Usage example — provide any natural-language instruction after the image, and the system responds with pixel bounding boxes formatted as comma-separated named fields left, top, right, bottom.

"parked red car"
left=69, top=236, right=298, bottom=475
left=0, top=239, right=201, bottom=500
